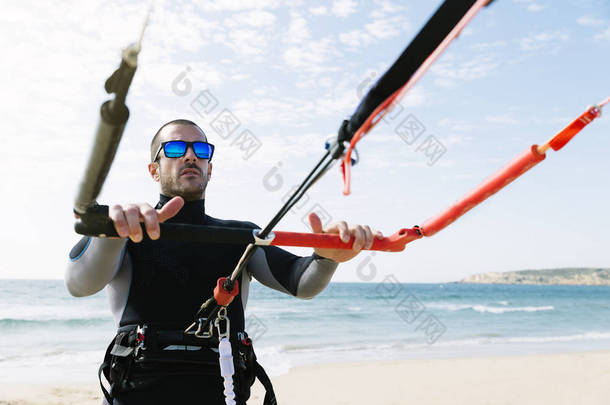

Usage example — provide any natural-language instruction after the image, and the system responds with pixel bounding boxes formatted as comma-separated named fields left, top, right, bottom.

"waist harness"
left=99, top=323, right=276, bottom=405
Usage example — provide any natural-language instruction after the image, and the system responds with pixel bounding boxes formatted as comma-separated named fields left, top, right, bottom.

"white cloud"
left=331, top=0, right=358, bottom=18
left=224, top=10, right=277, bottom=27
left=195, top=0, right=281, bottom=12
left=595, top=27, right=610, bottom=41
left=150, top=5, right=224, bottom=54
left=339, top=29, right=372, bottom=48
left=252, top=132, right=337, bottom=162
left=364, top=18, right=402, bottom=39
left=309, top=6, right=328, bottom=16
left=370, top=0, right=405, bottom=19
left=575, top=15, right=609, bottom=41
left=576, top=15, right=605, bottom=26
left=513, top=0, right=547, bottom=13
left=398, top=85, right=429, bottom=107
left=439, top=134, right=472, bottom=148
left=232, top=97, right=307, bottom=126
left=314, top=91, right=359, bottom=117
left=526, top=3, right=546, bottom=12
left=471, top=40, right=507, bottom=51
left=520, top=31, right=569, bottom=51
left=437, top=118, right=478, bottom=133
left=283, top=37, right=339, bottom=73
left=485, top=114, right=520, bottom=125
left=223, top=28, right=271, bottom=56
left=339, top=16, right=406, bottom=49
left=138, top=59, right=225, bottom=96
left=432, top=54, right=500, bottom=88
left=285, top=12, right=311, bottom=44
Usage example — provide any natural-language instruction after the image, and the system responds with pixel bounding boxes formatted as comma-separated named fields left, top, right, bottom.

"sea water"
left=1, top=279, right=609, bottom=382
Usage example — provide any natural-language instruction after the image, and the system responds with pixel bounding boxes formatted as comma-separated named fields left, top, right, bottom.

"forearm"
left=65, top=237, right=127, bottom=297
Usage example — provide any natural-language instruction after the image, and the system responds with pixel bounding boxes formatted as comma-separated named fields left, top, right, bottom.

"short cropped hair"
left=150, top=119, right=207, bottom=162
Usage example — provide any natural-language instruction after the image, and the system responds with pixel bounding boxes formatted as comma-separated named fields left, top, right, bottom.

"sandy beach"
left=1, top=350, right=608, bottom=405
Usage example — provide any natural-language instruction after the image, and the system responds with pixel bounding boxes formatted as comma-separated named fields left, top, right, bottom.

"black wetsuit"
left=67, top=195, right=338, bottom=404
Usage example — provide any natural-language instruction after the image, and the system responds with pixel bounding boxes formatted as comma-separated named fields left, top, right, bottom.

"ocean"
left=1, top=279, right=609, bottom=383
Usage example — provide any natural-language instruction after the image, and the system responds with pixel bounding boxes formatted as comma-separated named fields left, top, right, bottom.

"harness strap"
left=255, top=362, right=277, bottom=405
left=99, top=339, right=115, bottom=404
left=99, top=361, right=113, bottom=404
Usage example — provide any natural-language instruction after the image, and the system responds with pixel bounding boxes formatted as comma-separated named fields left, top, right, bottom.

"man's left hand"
left=308, top=213, right=383, bottom=263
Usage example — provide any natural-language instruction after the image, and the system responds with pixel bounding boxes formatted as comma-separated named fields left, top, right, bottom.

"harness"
left=99, top=319, right=276, bottom=405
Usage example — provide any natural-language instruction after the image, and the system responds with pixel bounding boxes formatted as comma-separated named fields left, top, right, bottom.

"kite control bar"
left=75, top=206, right=422, bottom=252
left=76, top=99, right=608, bottom=252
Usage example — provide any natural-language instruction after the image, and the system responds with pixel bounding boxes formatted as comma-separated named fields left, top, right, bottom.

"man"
left=66, top=119, right=382, bottom=404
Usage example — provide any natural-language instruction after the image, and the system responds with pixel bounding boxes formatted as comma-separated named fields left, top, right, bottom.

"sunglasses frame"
left=153, top=140, right=215, bottom=162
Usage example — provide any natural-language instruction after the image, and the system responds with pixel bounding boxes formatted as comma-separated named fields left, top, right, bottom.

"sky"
left=1, top=0, right=609, bottom=282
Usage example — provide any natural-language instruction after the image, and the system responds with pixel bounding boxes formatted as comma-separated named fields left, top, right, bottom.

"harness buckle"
left=193, top=317, right=214, bottom=339
left=134, top=325, right=147, bottom=355
left=215, top=307, right=231, bottom=340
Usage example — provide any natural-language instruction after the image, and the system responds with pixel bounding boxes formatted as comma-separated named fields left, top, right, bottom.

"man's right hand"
left=109, top=196, right=184, bottom=242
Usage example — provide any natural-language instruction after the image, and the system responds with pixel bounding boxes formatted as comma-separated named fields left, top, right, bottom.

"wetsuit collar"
left=158, top=194, right=206, bottom=224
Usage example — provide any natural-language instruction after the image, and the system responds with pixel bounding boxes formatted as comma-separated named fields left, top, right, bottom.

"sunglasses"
left=153, top=141, right=215, bottom=161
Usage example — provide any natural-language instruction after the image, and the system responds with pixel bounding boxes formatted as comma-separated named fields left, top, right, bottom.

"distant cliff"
left=460, top=268, right=610, bottom=286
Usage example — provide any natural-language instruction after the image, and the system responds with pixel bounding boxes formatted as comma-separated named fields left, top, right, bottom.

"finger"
left=363, top=225, right=374, bottom=250
left=139, top=203, right=160, bottom=240
left=157, top=196, right=185, bottom=222
left=375, top=230, right=384, bottom=239
left=337, top=221, right=350, bottom=243
left=308, top=212, right=323, bottom=233
left=109, top=205, right=129, bottom=238
left=352, top=225, right=365, bottom=251
left=124, top=205, right=143, bottom=242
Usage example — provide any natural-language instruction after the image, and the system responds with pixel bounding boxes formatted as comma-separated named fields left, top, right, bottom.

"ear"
left=148, top=161, right=160, bottom=182
left=207, top=162, right=213, bottom=180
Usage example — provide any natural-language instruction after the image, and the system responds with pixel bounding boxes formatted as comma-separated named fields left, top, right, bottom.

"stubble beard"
left=160, top=171, right=207, bottom=201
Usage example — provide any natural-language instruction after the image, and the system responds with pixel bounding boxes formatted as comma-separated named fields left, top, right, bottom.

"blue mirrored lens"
left=193, top=142, right=213, bottom=159
left=164, top=141, right=187, bottom=157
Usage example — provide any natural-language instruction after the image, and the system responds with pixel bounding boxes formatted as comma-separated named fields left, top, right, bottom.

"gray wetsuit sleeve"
left=65, top=236, right=127, bottom=297
left=247, top=245, right=338, bottom=300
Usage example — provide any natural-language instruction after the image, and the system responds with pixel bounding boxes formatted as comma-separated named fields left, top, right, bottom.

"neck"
left=159, top=194, right=206, bottom=224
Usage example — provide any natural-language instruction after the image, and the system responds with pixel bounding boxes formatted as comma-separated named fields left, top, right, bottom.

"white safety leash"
left=218, top=337, right=236, bottom=405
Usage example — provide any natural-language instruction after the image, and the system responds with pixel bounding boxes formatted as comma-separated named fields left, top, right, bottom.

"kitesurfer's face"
left=148, top=124, right=212, bottom=201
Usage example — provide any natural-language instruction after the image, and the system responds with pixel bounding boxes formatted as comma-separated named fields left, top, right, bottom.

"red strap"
left=548, top=105, right=602, bottom=151
left=214, top=277, right=239, bottom=306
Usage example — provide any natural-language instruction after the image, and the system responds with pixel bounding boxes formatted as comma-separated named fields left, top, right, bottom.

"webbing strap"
left=98, top=338, right=116, bottom=404
left=99, top=361, right=113, bottom=404
left=255, top=362, right=278, bottom=405
left=540, top=97, right=609, bottom=153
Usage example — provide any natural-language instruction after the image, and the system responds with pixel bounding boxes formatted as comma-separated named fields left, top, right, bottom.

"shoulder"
left=204, top=214, right=259, bottom=230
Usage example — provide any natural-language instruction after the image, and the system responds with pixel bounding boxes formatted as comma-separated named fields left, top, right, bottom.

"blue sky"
left=1, top=0, right=609, bottom=281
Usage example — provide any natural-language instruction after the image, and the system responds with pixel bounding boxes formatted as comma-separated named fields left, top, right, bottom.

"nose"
left=182, top=144, right=198, bottom=161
